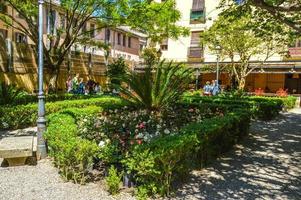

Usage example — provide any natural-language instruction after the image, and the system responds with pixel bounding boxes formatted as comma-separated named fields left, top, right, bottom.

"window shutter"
left=190, top=31, right=202, bottom=46
left=192, top=0, right=204, bottom=11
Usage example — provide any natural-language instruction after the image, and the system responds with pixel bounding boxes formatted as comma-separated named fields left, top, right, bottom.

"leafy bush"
left=45, top=109, right=100, bottom=184
left=0, top=82, right=28, bottom=105
left=182, top=94, right=296, bottom=120
left=123, top=110, right=250, bottom=197
left=0, top=93, right=103, bottom=106
left=105, top=166, right=122, bottom=195
left=0, top=96, right=128, bottom=130
left=107, top=57, right=128, bottom=87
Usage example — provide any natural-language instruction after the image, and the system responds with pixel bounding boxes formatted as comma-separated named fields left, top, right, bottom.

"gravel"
left=0, top=158, right=135, bottom=200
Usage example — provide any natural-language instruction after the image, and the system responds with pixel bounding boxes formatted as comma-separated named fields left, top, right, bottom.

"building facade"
left=157, top=0, right=301, bottom=94
left=0, top=1, right=146, bottom=92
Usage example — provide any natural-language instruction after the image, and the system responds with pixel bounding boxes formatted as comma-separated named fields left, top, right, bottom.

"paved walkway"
left=174, top=109, right=301, bottom=200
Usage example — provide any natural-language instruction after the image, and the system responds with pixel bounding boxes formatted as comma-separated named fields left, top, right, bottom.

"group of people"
left=203, top=80, right=221, bottom=96
left=66, top=74, right=101, bottom=95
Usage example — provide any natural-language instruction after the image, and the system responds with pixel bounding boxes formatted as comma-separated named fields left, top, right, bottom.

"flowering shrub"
left=76, top=103, right=226, bottom=167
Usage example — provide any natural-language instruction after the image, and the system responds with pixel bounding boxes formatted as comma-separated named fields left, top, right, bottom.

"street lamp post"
left=37, top=0, right=47, bottom=160
left=195, top=68, right=200, bottom=90
left=216, top=54, right=220, bottom=88
left=215, top=45, right=222, bottom=89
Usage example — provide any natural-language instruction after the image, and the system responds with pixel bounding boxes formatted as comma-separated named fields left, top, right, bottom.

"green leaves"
left=117, top=60, right=193, bottom=111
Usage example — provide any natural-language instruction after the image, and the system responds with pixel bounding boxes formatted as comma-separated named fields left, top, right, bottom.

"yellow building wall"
left=0, top=41, right=108, bottom=93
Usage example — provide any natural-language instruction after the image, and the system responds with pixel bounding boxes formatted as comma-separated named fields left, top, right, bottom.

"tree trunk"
left=238, top=78, right=246, bottom=90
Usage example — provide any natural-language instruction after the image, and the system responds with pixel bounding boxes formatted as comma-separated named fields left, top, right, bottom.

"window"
left=190, top=0, right=205, bottom=24
left=123, top=34, right=126, bottom=47
left=15, top=32, right=27, bottom=44
left=59, top=13, right=66, bottom=29
left=160, top=38, right=168, bottom=51
left=297, top=40, right=301, bottom=47
left=190, top=31, right=202, bottom=47
left=0, top=29, right=7, bottom=39
left=47, top=9, right=56, bottom=35
left=0, top=2, right=7, bottom=13
left=81, top=23, right=87, bottom=34
left=128, top=37, right=131, bottom=48
left=90, top=24, right=96, bottom=38
left=188, top=31, right=203, bottom=58
left=117, top=33, right=121, bottom=45
left=105, top=29, right=111, bottom=43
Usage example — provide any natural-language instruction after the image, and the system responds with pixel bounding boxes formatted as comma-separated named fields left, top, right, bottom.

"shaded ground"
left=173, top=109, right=301, bottom=200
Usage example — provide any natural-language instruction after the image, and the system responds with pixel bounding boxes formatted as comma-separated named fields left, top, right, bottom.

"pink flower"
left=138, top=122, right=145, bottom=129
left=188, top=108, right=194, bottom=113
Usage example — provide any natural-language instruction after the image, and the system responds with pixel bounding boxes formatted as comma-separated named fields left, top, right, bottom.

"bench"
left=0, top=136, right=36, bottom=166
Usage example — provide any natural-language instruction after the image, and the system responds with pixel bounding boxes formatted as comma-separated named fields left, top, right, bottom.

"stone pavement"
left=174, top=109, right=301, bottom=200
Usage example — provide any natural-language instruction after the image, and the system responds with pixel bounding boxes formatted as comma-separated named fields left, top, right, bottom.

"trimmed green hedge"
left=181, top=95, right=296, bottom=120
left=0, top=96, right=128, bottom=130
left=124, top=109, right=251, bottom=196
left=45, top=106, right=101, bottom=184
left=0, top=93, right=105, bottom=106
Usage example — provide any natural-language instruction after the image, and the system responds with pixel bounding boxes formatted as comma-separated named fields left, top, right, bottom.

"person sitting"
left=203, top=81, right=211, bottom=96
left=72, top=74, right=79, bottom=94
left=66, top=76, right=73, bottom=93
left=211, top=80, right=221, bottom=96
left=77, top=78, right=85, bottom=94
left=94, top=83, right=102, bottom=94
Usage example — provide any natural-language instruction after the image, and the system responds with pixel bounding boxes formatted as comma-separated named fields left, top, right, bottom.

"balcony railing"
left=188, top=46, right=204, bottom=58
left=289, top=47, right=301, bottom=57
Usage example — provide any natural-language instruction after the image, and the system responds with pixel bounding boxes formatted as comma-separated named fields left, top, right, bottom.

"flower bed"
left=44, top=101, right=230, bottom=184
left=0, top=96, right=128, bottom=130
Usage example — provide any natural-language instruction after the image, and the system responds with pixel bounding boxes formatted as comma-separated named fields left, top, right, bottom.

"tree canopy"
left=219, top=0, right=301, bottom=39
left=0, top=0, right=188, bottom=88
left=201, top=14, right=288, bottom=90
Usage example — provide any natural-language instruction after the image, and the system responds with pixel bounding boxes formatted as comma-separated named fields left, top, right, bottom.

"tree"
left=201, top=15, right=288, bottom=90
left=219, top=0, right=301, bottom=37
left=0, top=0, right=188, bottom=90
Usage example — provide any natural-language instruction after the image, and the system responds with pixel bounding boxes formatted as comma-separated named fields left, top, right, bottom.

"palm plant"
left=117, top=60, right=193, bottom=111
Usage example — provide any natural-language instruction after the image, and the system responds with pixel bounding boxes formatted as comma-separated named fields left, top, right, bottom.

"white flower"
left=2, top=122, right=8, bottom=128
left=137, top=133, right=144, bottom=138
left=83, top=119, right=88, bottom=122
left=156, top=124, right=161, bottom=129
left=98, top=141, right=106, bottom=147
left=164, top=129, right=170, bottom=134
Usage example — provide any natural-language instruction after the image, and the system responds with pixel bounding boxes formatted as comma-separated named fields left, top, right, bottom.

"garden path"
left=0, top=127, right=134, bottom=200
left=174, top=109, right=301, bottom=200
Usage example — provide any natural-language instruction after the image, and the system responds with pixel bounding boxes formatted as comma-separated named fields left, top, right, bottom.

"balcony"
left=288, top=47, right=301, bottom=57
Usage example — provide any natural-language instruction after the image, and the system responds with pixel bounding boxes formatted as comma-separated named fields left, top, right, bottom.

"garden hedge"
left=181, top=95, right=296, bottom=120
left=45, top=106, right=101, bottom=184
left=0, top=96, right=128, bottom=130
left=0, top=93, right=106, bottom=106
left=124, top=109, right=251, bottom=196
